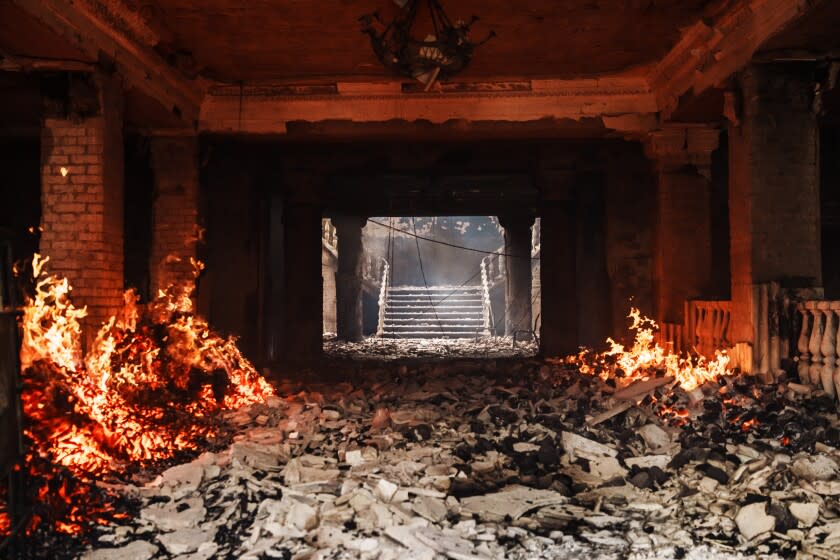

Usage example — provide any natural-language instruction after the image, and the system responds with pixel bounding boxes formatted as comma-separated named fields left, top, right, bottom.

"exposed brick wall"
left=729, top=64, right=821, bottom=344
left=40, top=104, right=124, bottom=340
left=149, top=136, right=199, bottom=293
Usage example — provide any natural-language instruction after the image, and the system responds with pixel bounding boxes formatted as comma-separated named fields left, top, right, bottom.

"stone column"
left=728, top=63, right=821, bottom=370
left=39, top=74, right=124, bottom=342
left=282, top=171, right=323, bottom=364
left=540, top=201, right=578, bottom=356
left=603, top=143, right=656, bottom=343
left=646, top=126, right=719, bottom=324
left=333, top=216, right=366, bottom=342
left=499, top=214, right=535, bottom=337
left=149, top=135, right=200, bottom=293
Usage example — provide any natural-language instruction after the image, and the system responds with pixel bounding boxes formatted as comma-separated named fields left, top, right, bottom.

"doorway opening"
left=322, top=216, right=540, bottom=360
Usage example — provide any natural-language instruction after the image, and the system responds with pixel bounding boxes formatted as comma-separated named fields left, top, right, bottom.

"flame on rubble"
left=572, top=308, right=732, bottom=392
left=19, top=254, right=274, bottom=484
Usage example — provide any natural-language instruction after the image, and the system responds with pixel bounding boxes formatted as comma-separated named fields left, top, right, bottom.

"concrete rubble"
left=323, top=336, right=539, bottom=361
left=79, top=361, right=840, bottom=559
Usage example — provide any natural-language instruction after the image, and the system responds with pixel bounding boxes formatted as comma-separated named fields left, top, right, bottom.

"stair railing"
left=796, top=298, right=840, bottom=400
left=480, top=255, right=494, bottom=336
left=375, top=258, right=390, bottom=337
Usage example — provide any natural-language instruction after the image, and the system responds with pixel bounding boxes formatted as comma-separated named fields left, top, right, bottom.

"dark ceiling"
left=151, top=0, right=712, bottom=83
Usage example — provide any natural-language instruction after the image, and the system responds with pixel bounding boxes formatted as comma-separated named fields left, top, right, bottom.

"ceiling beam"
left=11, top=0, right=203, bottom=124
left=199, top=76, right=659, bottom=136
left=0, top=52, right=96, bottom=73
left=651, top=0, right=823, bottom=118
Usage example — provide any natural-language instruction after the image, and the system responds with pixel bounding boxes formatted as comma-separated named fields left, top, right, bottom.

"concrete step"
left=387, top=295, right=482, bottom=301
left=388, top=285, right=481, bottom=292
left=385, top=315, right=484, bottom=326
left=379, top=285, right=488, bottom=340
left=386, top=301, right=483, bottom=307
left=381, top=331, right=483, bottom=339
left=384, top=325, right=483, bottom=331
left=385, top=310, right=483, bottom=316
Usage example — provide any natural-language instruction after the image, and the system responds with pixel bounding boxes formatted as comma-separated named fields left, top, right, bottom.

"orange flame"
left=572, top=307, right=732, bottom=392
left=19, top=254, right=274, bottom=480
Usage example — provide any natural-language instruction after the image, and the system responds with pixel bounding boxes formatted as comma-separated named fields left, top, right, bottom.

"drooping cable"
left=411, top=217, right=447, bottom=346
left=367, top=219, right=538, bottom=259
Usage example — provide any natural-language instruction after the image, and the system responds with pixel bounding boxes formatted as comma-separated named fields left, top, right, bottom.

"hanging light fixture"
left=360, top=0, right=495, bottom=90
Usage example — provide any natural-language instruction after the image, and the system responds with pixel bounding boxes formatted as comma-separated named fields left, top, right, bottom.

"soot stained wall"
left=822, top=127, right=840, bottom=299
left=0, top=137, right=40, bottom=261
left=604, top=143, right=656, bottom=343
left=199, top=141, right=270, bottom=363
left=124, top=135, right=153, bottom=301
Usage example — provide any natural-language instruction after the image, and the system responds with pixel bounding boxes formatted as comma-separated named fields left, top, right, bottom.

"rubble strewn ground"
left=323, top=335, right=539, bottom=361
left=73, top=358, right=840, bottom=560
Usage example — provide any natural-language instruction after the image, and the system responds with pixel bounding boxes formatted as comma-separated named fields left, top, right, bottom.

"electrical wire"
left=367, top=219, right=539, bottom=260
left=492, top=280, right=542, bottom=341
left=372, top=216, right=540, bottom=345
left=411, top=218, right=448, bottom=350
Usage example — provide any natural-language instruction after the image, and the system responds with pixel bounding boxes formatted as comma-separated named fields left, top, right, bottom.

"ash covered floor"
left=323, top=336, right=539, bottom=361
left=71, top=360, right=840, bottom=560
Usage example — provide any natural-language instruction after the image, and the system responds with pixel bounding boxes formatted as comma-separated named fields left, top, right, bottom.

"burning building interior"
left=2, top=0, right=840, bottom=558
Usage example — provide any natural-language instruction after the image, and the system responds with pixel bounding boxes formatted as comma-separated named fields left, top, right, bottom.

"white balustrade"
left=819, top=302, right=836, bottom=397
left=795, top=300, right=840, bottom=401
left=375, top=259, right=389, bottom=337
left=480, top=257, right=492, bottom=336
left=685, top=300, right=732, bottom=359
left=835, top=303, right=840, bottom=398
left=797, top=304, right=813, bottom=383
left=807, top=302, right=824, bottom=386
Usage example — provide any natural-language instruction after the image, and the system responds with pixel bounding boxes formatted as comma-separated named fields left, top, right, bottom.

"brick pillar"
left=729, top=63, right=821, bottom=367
left=40, top=75, right=124, bottom=340
left=646, top=126, right=719, bottom=324
left=540, top=201, right=578, bottom=356
left=149, top=136, right=199, bottom=293
left=499, top=214, right=535, bottom=337
left=333, top=216, right=366, bottom=342
left=283, top=172, right=323, bottom=364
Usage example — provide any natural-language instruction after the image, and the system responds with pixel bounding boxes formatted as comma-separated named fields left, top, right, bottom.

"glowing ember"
left=571, top=307, right=732, bottom=392
left=0, top=506, right=9, bottom=537
left=10, top=254, right=274, bottom=535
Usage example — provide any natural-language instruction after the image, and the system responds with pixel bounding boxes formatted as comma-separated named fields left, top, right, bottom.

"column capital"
left=330, top=215, right=368, bottom=231
left=498, top=213, right=536, bottom=230
left=645, top=125, right=720, bottom=170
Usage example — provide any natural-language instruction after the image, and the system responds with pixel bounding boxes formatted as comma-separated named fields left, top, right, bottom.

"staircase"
left=379, top=286, right=487, bottom=339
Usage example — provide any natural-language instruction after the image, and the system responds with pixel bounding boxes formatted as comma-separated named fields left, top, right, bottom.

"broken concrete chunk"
left=375, top=479, right=399, bottom=503
left=349, top=489, right=376, bottom=513
left=561, top=431, right=617, bottom=460
left=157, top=528, right=215, bottom=556
left=81, top=541, right=158, bottom=560
left=791, top=455, right=840, bottom=482
left=140, top=497, right=205, bottom=531
left=637, top=424, right=671, bottom=452
left=735, top=502, right=775, bottom=540
left=461, top=485, right=567, bottom=522
left=413, top=495, right=447, bottom=523
left=789, top=502, right=819, bottom=527
left=287, top=502, right=319, bottom=531
left=512, top=442, right=541, bottom=453
left=345, top=448, right=365, bottom=466
left=161, top=461, right=204, bottom=491
left=588, top=456, right=628, bottom=480
left=625, top=455, right=671, bottom=470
